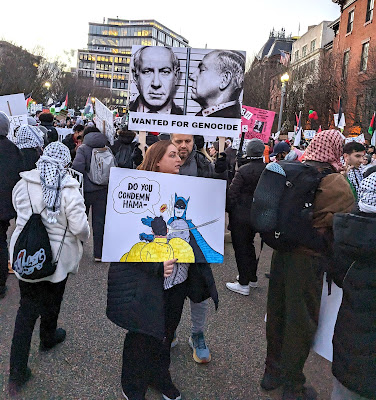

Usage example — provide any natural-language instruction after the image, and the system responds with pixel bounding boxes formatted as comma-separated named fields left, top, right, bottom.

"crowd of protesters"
left=1, top=110, right=375, bottom=400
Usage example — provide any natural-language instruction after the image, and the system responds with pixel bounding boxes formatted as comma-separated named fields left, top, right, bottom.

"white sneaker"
left=236, top=275, right=258, bottom=288
left=226, top=281, right=250, bottom=295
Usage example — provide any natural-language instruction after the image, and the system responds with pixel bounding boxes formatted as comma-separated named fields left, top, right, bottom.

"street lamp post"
left=277, top=73, right=289, bottom=132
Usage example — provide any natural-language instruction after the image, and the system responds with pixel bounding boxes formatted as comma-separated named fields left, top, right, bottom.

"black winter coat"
left=226, top=159, right=266, bottom=217
left=110, top=135, right=136, bottom=169
left=332, top=211, right=376, bottom=399
left=40, top=122, right=58, bottom=144
left=20, top=148, right=40, bottom=172
left=107, top=262, right=218, bottom=340
left=0, top=136, right=24, bottom=220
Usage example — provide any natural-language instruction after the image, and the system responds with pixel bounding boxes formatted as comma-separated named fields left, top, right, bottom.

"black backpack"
left=12, top=185, right=67, bottom=280
left=115, top=143, right=134, bottom=169
left=251, top=161, right=332, bottom=252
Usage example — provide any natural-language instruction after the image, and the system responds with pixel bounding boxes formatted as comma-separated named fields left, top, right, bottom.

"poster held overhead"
left=94, top=98, right=115, bottom=145
left=0, top=93, right=28, bottom=139
left=241, top=106, right=275, bottom=143
left=128, top=45, right=246, bottom=138
left=102, top=168, right=226, bottom=263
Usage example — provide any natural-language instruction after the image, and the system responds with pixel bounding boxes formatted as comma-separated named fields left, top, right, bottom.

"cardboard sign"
left=102, top=168, right=226, bottom=263
left=241, top=106, right=275, bottom=143
left=95, top=98, right=115, bottom=145
left=303, top=130, right=316, bottom=140
left=312, top=275, right=343, bottom=362
left=128, top=46, right=246, bottom=137
left=67, top=168, right=84, bottom=196
left=0, top=93, right=28, bottom=139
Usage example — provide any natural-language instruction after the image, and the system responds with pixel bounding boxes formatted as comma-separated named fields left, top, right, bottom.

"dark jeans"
left=84, top=188, right=107, bottom=259
left=9, top=277, right=68, bottom=378
left=229, top=212, right=257, bottom=284
left=0, top=220, right=10, bottom=289
left=121, top=280, right=188, bottom=399
left=265, top=250, right=323, bottom=388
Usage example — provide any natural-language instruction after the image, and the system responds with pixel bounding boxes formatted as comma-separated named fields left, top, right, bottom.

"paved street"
left=0, top=232, right=333, bottom=400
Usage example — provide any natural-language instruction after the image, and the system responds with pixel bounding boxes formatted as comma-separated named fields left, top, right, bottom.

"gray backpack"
left=88, top=147, right=116, bottom=185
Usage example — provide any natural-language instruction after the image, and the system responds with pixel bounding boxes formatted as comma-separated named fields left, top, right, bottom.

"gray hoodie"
left=72, top=132, right=109, bottom=192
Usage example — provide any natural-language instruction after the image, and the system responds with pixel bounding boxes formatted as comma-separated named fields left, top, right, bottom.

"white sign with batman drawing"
left=102, top=168, right=226, bottom=263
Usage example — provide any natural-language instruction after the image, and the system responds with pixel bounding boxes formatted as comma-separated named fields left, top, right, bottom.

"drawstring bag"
left=12, top=184, right=67, bottom=280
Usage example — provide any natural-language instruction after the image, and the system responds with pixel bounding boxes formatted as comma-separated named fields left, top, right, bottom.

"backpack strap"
left=26, top=182, right=47, bottom=215
left=54, top=225, right=68, bottom=265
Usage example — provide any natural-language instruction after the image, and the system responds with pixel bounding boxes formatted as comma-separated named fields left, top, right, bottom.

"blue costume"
left=140, top=195, right=223, bottom=263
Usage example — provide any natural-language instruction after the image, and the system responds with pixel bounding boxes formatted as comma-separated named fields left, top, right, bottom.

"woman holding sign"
left=107, top=140, right=217, bottom=400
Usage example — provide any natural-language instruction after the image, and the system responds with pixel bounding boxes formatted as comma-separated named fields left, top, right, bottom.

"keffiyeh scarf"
left=303, top=130, right=344, bottom=171
left=15, top=124, right=44, bottom=149
left=358, top=172, right=376, bottom=213
left=36, top=142, right=71, bottom=223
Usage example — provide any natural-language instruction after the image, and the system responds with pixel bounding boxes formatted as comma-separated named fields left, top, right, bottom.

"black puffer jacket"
left=107, top=261, right=218, bottom=340
left=110, top=135, right=136, bottom=169
left=226, top=159, right=266, bottom=216
left=0, top=136, right=24, bottom=220
left=332, top=211, right=376, bottom=399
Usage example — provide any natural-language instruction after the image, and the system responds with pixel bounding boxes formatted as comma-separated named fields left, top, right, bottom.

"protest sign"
left=67, top=168, right=84, bottom=196
left=102, top=168, right=226, bottom=263
left=128, top=46, right=246, bottom=137
left=240, top=106, right=275, bottom=143
left=232, top=137, right=251, bottom=154
left=313, top=275, right=343, bottom=362
left=345, top=133, right=365, bottom=144
left=56, top=128, right=72, bottom=142
left=95, top=98, right=115, bottom=145
left=303, top=130, right=316, bottom=140
left=0, top=93, right=28, bottom=138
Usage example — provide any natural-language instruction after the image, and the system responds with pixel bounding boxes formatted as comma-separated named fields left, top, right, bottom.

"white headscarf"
left=15, top=124, right=44, bottom=149
left=36, top=142, right=71, bottom=223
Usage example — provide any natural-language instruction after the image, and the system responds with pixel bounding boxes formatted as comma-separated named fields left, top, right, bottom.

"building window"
left=310, top=39, right=316, bottom=52
left=355, top=95, right=364, bottom=124
left=366, top=0, right=374, bottom=22
left=295, top=50, right=299, bottom=61
left=347, top=10, right=354, bottom=33
left=342, top=50, right=350, bottom=79
left=360, top=41, right=370, bottom=71
left=302, top=45, right=307, bottom=57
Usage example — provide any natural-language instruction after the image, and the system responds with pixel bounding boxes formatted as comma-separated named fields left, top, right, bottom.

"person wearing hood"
left=110, top=128, right=142, bottom=169
left=38, top=112, right=58, bottom=145
left=226, top=139, right=266, bottom=295
left=8, top=142, right=89, bottom=393
left=14, top=124, right=44, bottom=171
left=261, top=130, right=354, bottom=400
left=331, top=172, right=376, bottom=400
left=72, top=126, right=109, bottom=261
left=0, top=112, right=24, bottom=298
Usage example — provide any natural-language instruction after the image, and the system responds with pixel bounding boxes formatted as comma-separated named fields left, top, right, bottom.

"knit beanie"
left=358, top=172, right=376, bottom=213
left=246, top=138, right=265, bottom=158
left=0, top=111, right=10, bottom=136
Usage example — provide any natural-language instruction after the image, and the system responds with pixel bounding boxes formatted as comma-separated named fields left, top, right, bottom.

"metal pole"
left=277, top=82, right=286, bottom=132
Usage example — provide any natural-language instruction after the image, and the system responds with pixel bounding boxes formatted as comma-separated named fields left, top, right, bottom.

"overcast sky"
left=0, top=0, right=340, bottom=67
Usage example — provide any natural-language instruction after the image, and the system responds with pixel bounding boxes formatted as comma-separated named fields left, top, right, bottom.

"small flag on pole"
left=294, top=111, right=302, bottom=146
left=317, top=125, right=322, bottom=133
left=61, top=93, right=68, bottom=110
left=369, top=112, right=376, bottom=146
left=334, top=97, right=346, bottom=129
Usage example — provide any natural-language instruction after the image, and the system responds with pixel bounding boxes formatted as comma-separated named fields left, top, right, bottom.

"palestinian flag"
left=336, top=97, right=346, bottom=129
left=317, top=125, right=322, bottom=133
left=294, top=112, right=302, bottom=146
left=84, top=96, right=94, bottom=115
left=369, top=112, right=376, bottom=146
left=61, top=93, right=68, bottom=110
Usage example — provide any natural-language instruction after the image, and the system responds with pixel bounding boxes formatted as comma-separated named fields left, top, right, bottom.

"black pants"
left=0, top=220, right=10, bottom=289
left=229, top=211, right=258, bottom=284
left=265, top=250, right=323, bottom=388
left=121, top=280, right=188, bottom=399
left=84, top=188, right=107, bottom=259
left=9, top=277, right=68, bottom=378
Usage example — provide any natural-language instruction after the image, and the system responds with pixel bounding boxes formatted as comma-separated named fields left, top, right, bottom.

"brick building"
left=332, top=0, right=376, bottom=136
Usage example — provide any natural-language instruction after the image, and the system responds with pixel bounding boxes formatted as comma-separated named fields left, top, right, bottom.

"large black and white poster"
left=128, top=46, right=246, bottom=137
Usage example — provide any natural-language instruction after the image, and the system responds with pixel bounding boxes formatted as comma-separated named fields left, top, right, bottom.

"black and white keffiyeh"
left=358, top=172, right=376, bottom=213
left=347, top=167, right=363, bottom=197
left=36, top=142, right=71, bottom=223
left=15, top=124, right=44, bottom=149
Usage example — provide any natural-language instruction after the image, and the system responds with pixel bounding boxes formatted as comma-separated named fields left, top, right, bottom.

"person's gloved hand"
left=132, top=143, right=143, bottom=166
left=214, top=152, right=227, bottom=173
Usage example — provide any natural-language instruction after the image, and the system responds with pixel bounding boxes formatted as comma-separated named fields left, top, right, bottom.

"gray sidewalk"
left=0, top=236, right=332, bottom=400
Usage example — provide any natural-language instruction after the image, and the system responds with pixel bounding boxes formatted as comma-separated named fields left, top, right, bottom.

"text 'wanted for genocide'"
left=130, top=117, right=239, bottom=131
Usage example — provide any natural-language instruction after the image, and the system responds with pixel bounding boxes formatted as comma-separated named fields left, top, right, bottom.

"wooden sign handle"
left=219, top=136, right=225, bottom=154
left=139, top=131, right=146, bottom=157
left=7, top=101, right=12, bottom=116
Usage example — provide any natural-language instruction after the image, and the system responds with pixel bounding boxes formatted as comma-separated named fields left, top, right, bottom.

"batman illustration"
left=140, top=194, right=222, bottom=263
